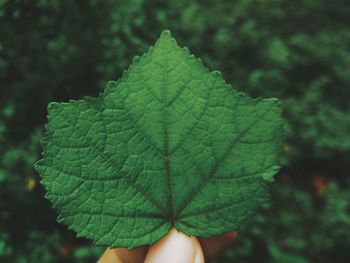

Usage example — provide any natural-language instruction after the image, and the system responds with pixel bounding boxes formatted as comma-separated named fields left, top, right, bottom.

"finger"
left=144, top=228, right=204, bottom=263
left=199, top=232, right=237, bottom=261
left=98, top=246, right=148, bottom=263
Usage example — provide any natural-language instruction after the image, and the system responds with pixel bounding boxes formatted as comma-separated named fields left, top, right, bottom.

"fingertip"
left=98, top=248, right=120, bottom=263
left=98, top=246, right=147, bottom=263
left=145, top=228, right=204, bottom=263
left=192, top=236, right=205, bottom=263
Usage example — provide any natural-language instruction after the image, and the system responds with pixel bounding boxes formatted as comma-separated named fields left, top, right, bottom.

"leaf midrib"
left=160, top=40, right=175, bottom=224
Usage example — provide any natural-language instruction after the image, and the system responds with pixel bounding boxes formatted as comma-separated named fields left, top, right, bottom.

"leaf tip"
left=160, top=29, right=172, bottom=38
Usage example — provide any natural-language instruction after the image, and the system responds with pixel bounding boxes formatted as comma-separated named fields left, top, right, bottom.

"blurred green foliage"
left=0, top=0, right=349, bottom=262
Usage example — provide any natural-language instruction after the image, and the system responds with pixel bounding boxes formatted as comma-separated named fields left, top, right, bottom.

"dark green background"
left=1, top=0, right=350, bottom=262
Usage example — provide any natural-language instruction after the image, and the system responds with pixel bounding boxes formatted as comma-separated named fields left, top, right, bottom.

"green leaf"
left=35, top=30, right=284, bottom=249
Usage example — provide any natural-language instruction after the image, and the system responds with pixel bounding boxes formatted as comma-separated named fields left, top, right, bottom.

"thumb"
left=144, top=228, right=204, bottom=263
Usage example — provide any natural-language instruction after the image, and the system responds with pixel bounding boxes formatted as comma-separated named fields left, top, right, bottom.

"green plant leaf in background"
left=35, top=30, right=284, bottom=249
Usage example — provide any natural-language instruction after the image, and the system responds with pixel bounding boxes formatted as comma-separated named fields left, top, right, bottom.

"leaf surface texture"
left=36, top=31, right=284, bottom=249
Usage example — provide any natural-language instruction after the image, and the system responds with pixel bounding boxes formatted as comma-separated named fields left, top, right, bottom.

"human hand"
left=98, top=228, right=237, bottom=263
